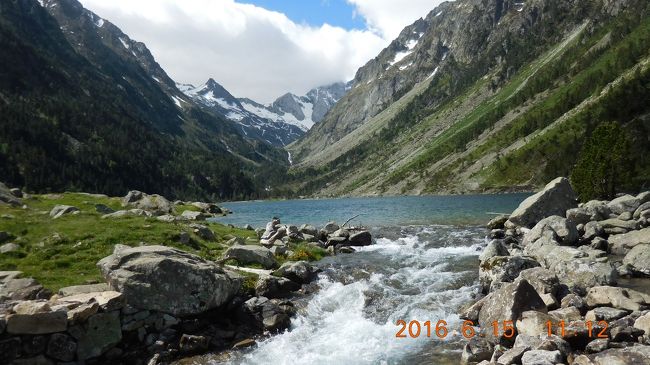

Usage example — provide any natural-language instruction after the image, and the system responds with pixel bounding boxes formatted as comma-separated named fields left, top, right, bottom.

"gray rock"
left=6, top=311, right=67, bottom=334
left=348, top=231, right=372, bottom=246
left=299, top=224, right=318, bottom=236
left=634, top=202, right=650, bottom=219
left=56, top=291, right=124, bottom=312
left=585, top=307, right=630, bottom=322
left=586, top=286, right=650, bottom=311
left=227, top=237, right=246, bottom=246
left=583, top=200, right=612, bottom=221
left=178, top=232, right=191, bottom=245
left=0, top=242, right=20, bottom=254
left=0, top=182, right=22, bottom=206
left=95, top=204, right=115, bottom=214
left=608, top=194, right=641, bottom=215
left=191, top=202, right=222, bottom=214
left=567, top=207, right=593, bottom=225
left=488, top=215, right=510, bottom=230
left=497, top=346, right=528, bottom=365
left=122, top=191, right=172, bottom=215
left=521, top=350, right=562, bottom=365
left=9, top=188, right=22, bottom=198
left=591, top=237, right=609, bottom=252
left=101, top=209, right=151, bottom=219
left=634, top=312, right=650, bottom=336
left=49, top=205, right=79, bottom=219
left=506, top=177, right=577, bottom=229
left=460, top=295, right=490, bottom=322
left=191, top=224, right=216, bottom=241
left=47, top=333, right=77, bottom=362
left=478, top=280, right=547, bottom=343
left=255, top=276, right=300, bottom=299
left=243, top=297, right=291, bottom=332
left=324, top=222, right=340, bottom=234
left=179, top=334, right=209, bottom=353
left=514, top=334, right=543, bottom=350
left=181, top=210, right=209, bottom=221
left=517, top=267, right=560, bottom=298
left=72, top=311, right=122, bottom=360
left=479, top=240, right=510, bottom=263
left=623, top=244, right=650, bottom=276
left=273, top=261, right=319, bottom=284
left=98, top=245, right=239, bottom=316
left=222, top=245, right=279, bottom=269
left=66, top=302, right=100, bottom=323
left=516, top=310, right=554, bottom=337
left=480, top=256, right=540, bottom=293
left=549, top=307, right=582, bottom=323
left=619, top=211, right=634, bottom=221
left=560, top=294, right=588, bottom=314
left=460, top=337, right=493, bottom=365
left=58, top=283, right=110, bottom=297
left=0, top=273, right=48, bottom=301
left=583, top=221, right=605, bottom=242
left=529, top=216, right=579, bottom=245
left=585, top=339, right=609, bottom=354
left=600, top=218, right=639, bottom=234
left=609, top=227, right=650, bottom=255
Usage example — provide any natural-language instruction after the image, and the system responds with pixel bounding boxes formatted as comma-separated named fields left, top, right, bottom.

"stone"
left=255, top=276, right=300, bottom=299
left=179, top=334, right=209, bottom=353
left=567, top=208, right=592, bottom=225
left=156, top=214, right=177, bottom=222
left=549, top=307, right=582, bottom=323
left=529, top=216, right=579, bottom=245
left=478, top=280, right=547, bottom=343
left=181, top=210, right=208, bottom=221
left=609, top=228, right=650, bottom=255
left=506, top=177, right=577, bottom=228
left=540, top=293, right=559, bottom=310
left=479, top=240, right=510, bottom=262
left=101, top=209, right=150, bottom=219
left=122, top=191, right=172, bottom=215
left=521, top=350, right=562, bottom=365
left=299, top=224, right=318, bottom=236
left=6, top=311, right=67, bottom=334
left=227, top=237, right=246, bottom=246
left=497, top=346, right=528, bottom=365
left=516, top=311, right=553, bottom=336
left=47, top=333, right=77, bottom=361
left=0, top=242, right=20, bottom=254
left=591, top=237, right=609, bottom=252
left=233, top=338, right=256, bottom=349
left=516, top=267, right=560, bottom=298
left=13, top=300, right=51, bottom=314
left=273, top=261, right=319, bottom=284
left=585, top=339, right=609, bottom=354
left=9, top=188, right=22, bottom=198
left=586, top=286, right=650, bottom=311
left=191, top=202, right=222, bottom=214
left=178, top=231, right=191, bottom=245
left=585, top=307, right=630, bottom=322
left=460, top=295, right=489, bottom=322
left=600, top=218, right=639, bottom=234
left=57, top=291, right=125, bottom=312
left=244, top=297, right=291, bottom=332
left=95, top=204, right=115, bottom=214
left=460, top=337, right=493, bottom=365
left=514, top=334, right=543, bottom=350
left=573, top=345, right=650, bottom=364
left=49, top=205, right=80, bottom=219
left=58, top=283, right=110, bottom=297
left=67, top=302, right=100, bottom=323
left=619, top=211, right=634, bottom=221
left=608, top=194, right=641, bottom=215
left=324, top=222, right=340, bottom=234
left=480, top=256, right=540, bottom=293
left=348, top=231, right=372, bottom=246
left=0, top=182, right=21, bottom=206
left=0, top=275, right=48, bottom=301
left=72, top=311, right=122, bottom=360
left=222, top=245, right=279, bottom=269
left=583, top=221, right=605, bottom=242
left=270, top=245, right=287, bottom=256
left=582, top=200, right=613, bottom=221
left=610, top=324, right=644, bottom=342
left=634, top=312, right=650, bottom=336
left=191, top=224, right=216, bottom=241
left=545, top=248, right=617, bottom=295
left=623, top=244, right=650, bottom=276
left=634, top=202, right=650, bottom=219
left=488, top=215, right=510, bottom=229
left=98, top=245, right=239, bottom=316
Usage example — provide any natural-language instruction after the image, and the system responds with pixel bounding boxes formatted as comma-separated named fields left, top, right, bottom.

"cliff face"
left=287, top=0, right=650, bottom=197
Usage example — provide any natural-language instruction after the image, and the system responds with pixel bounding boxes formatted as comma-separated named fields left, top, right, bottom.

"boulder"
left=181, top=210, right=209, bottom=221
left=488, top=215, right=510, bottom=230
left=57, top=291, right=125, bottom=312
left=608, top=194, right=641, bottom=215
left=585, top=307, right=630, bottom=322
left=634, top=312, right=650, bottom=336
left=480, top=256, right=540, bottom=293
left=299, top=224, right=318, bottom=236
left=521, top=350, right=562, bottom=365
left=583, top=221, right=605, bottom=242
left=47, top=333, right=77, bottom=362
left=478, top=280, right=547, bottom=343
left=549, top=307, right=582, bottom=323
left=528, top=216, right=579, bottom=245
left=0, top=273, right=49, bottom=301
left=609, top=228, right=650, bottom=255
left=460, top=337, right=493, bottom=364
left=58, top=283, right=110, bottom=297
left=0, top=182, right=21, bottom=206
left=634, top=202, right=650, bottom=219
left=222, top=245, right=278, bottom=269
left=506, top=177, right=577, bottom=229
left=255, top=276, right=300, bottom=299
left=122, top=191, right=172, bottom=215
left=190, top=224, right=216, bottom=241
left=585, top=338, right=609, bottom=354
left=497, top=346, right=528, bottom=365
left=460, top=295, right=490, bottom=322
left=479, top=240, right=510, bottom=263
left=516, top=311, right=554, bottom=337
left=599, top=218, right=639, bottom=234
left=324, top=222, right=340, bottom=234
left=560, top=294, right=588, bottom=314
left=567, top=208, right=593, bottom=225
left=243, top=297, right=291, bottom=333
left=586, top=286, right=650, bottom=311
left=13, top=300, right=51, bottom=314
left=273, top=261, right=319, bottom=284
left=179, top=334, right=210, bottom=353
left=49, top=205, right=79, bottom=219
left=70, top=311, right=122, bottom=360
left=0, top=242, right=20, bottom=254
left=6, top=310, right=67, bottom=334
left=348, top=231, right=372, bottom=246
left=623, top=244, right=650, bottom=276
left=573, top=345, right=650, bottom=364
left=98, top=245, right=239, bottom=316
left=191, top=202, right=222, bottom=214
left=517, top=267, right=560, bottom=298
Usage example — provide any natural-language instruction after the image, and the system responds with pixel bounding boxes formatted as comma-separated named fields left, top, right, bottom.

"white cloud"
left=79, top=0, right=443, bottom=102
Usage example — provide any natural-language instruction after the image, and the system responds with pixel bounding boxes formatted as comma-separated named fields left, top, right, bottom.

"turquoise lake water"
left=211, top=193, right=531, bottom=228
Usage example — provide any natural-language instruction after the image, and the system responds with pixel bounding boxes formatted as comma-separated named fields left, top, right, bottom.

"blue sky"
left=244, top=0, right=366, bottom=30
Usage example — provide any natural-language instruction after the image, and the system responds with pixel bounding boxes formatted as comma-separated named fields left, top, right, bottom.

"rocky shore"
left=0, top=184, right=374, bottom=365
left=461, top=177, right=650, bottom=364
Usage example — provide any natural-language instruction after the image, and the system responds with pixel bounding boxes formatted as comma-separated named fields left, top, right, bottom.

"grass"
left=0, top=193, right=257, bottom=292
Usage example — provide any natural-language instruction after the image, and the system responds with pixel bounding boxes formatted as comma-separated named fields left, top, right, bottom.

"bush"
left=570, top=122, right=633, bottom=201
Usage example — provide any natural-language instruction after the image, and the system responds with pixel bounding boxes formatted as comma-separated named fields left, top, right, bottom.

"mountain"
left=181, top=80, right=351, bottom=146
left=287, top=0, right=650, bottom=197
left=0, top=0, right=288, bottom=200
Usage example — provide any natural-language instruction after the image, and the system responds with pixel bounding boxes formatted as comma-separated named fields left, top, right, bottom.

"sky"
left=79, top=0, right=446, bottom=103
